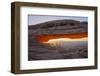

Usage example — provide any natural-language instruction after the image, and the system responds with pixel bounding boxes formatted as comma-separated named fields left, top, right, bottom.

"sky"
left=28, top=15, right=88, bottom=25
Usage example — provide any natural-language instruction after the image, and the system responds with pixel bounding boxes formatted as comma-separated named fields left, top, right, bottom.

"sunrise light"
left=43, top=37, right=87, bottom=46
left=36, top=32, right=87, bottom=43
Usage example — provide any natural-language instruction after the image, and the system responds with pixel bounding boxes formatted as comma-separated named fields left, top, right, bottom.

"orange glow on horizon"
left=44, top=37, right=87, bottom=43
left=43, top=37, right=87, bottom=46
left=35, top=32, right=88, bottom=43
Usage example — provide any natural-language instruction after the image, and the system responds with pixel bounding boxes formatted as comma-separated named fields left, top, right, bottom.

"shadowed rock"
left=28, top=19, right=88, bottom=35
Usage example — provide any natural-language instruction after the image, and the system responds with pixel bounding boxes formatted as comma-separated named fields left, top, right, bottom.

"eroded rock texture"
left=28, top=19, right=88, bottom=60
